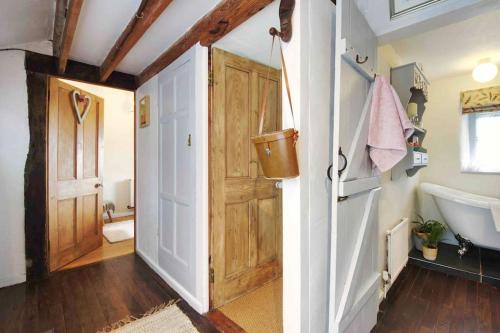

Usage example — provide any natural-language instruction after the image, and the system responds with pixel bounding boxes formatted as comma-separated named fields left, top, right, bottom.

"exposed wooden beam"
left=137, top=0, right=272, bottom=86
left=26, top=52, right=137, bottom=91
left=52, top=0, right=68, bottom=57
left=99, top=0, right=174, bottom=82
left=58, top=0, right=84, bottom=74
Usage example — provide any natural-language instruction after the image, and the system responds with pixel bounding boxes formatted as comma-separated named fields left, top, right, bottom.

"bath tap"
left=455, top=233, right=473, bottom=257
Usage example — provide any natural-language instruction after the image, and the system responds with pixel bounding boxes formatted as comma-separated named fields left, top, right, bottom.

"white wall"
left=376, top=45, right=420, bottom=289
left=282, top=0, right=335, bottom=332
left=0, top=53, right=134, bottom=289
left=419, top=73, right=500, bottom=222
left=61, top=80, right=135, bottom=216
left=0, top=51, right=29, bottom=288
left=213, top=1, right=280, bottom=68
left=136, top=76, right=160, bottom=264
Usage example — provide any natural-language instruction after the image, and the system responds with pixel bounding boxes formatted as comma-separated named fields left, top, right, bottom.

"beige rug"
left=219, top=277, right=283, bottom=333
left=98, top=302, right=198, bottom=333
left=103, top=220, right=134, bottom=243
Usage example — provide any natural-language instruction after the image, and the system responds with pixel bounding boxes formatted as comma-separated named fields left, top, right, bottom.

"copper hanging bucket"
left=253, top=128, right=299, bottom=179
left=252, top=30, right=299, bottom=179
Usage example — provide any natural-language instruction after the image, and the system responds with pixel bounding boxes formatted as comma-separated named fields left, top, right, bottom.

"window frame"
left=461, top=109, right=500, bottom=174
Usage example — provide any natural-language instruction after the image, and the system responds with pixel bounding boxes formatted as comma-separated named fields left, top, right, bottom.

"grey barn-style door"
left=329, top=0, right=381, bottom=332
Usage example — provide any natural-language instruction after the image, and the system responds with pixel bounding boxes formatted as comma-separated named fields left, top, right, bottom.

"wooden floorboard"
left=59, top=237, right=134, bottom=271
left=0, top=254, right=218, bottom=333
left=373, top=263, right=500, bottom=333
left=8, top=255, right=498, bottom=332
left=206, top=310, right=246, bottom=333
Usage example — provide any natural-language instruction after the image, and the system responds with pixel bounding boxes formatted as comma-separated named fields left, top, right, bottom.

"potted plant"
left=422, top=222, right=446, bottom=261
left=412, top=215, right=441, bottom=251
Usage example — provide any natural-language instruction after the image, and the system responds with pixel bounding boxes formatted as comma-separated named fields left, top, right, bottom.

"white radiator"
left=128, top=179, right=135, bottom=209
left=383, top=218, right=409, bottom=297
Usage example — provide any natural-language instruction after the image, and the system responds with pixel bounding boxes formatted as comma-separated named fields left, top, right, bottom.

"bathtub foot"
left=455, top=234, right=473, bottom=257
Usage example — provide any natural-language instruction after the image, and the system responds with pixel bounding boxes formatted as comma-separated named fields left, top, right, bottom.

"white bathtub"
left=420, top=183, right=500, bottom=251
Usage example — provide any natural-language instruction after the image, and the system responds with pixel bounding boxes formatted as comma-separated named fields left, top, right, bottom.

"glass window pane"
left=462, top=110, right=500, bottom=173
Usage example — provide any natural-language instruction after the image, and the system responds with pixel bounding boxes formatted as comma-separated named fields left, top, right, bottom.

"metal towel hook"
left=356, top=54, right=369, bottom=64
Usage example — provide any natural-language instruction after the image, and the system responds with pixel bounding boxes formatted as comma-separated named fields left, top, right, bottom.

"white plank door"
left=329, top=0, right=381, bottom=332
left=158, top=50, right=196, bottom=295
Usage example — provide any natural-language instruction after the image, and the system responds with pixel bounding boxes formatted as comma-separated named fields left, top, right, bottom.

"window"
left=461, top=110, right=500, bottom=173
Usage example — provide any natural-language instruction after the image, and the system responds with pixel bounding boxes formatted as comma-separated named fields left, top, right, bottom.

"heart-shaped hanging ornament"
left=71, top=90, right=92, bottom=124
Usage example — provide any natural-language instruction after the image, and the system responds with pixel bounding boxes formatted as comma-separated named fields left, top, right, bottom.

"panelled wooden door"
left=211, top=48, right=283, bottom=308
left=48, top=78, right=104, bottom=272
left=157, top=49, right=197, bottom=294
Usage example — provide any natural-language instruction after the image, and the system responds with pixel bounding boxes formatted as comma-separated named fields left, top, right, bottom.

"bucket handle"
left=258, top=28, right=296, bottom=136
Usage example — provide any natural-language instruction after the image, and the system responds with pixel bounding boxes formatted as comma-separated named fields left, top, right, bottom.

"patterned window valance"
left=461, top=86, right=500, bottom=113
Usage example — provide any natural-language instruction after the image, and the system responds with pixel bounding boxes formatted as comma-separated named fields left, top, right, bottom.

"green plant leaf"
left=423, top=222, right=446, bottom=247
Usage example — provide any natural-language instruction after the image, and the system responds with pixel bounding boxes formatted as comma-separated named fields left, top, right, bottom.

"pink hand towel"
left=368, top=76, right=414, bottom=174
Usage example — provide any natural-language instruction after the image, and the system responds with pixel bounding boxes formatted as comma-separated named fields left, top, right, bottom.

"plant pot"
left=412, top=229, right=428, bottom=251
left=415, top=231, right=428, bottom=240
left=422, top=245, right=438, bottom=261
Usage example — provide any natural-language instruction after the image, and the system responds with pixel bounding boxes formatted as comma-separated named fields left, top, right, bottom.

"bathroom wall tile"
left=482, top=276, right=500, bottom=288
left=481, top=247, right=500, bottom=280
left=410, top=244, right=500, bottom=288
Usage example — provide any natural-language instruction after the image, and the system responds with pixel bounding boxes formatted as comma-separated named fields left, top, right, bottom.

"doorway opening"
left=47, top=77, right=135, bottom=272
left=208, top=2, right=284, bottom=332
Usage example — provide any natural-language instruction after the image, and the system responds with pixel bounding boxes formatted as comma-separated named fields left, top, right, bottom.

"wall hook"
left=356, top=54, right=369, bottom=64
left=269, top=0, right=295, bottom=42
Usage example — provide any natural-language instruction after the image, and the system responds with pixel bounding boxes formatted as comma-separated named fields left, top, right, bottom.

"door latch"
left=187, top=134, right=192, bottom=147
left=209, top=268, right=214, bottom=283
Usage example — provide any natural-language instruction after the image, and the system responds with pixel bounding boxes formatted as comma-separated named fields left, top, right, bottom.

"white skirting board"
left=136, top=249, right=205, bottom=314
left=383, top=218, right=409, bottom=297
left=0, top=274, right=25, bottom=289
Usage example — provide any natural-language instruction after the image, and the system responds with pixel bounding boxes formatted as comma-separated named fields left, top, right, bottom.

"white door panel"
left=337, top=189, right=380, bottom=320
left=330, top=0, right=380, bottom=332
left=339, top=60, right=372, bottom=181
left=158, top=54, right=196, bottom=295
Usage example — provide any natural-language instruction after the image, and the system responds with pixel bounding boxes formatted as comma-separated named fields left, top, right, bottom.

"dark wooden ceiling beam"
left=137, top=0, right=273, bottom=86
left=58, top=0, right=84, bottom=74
left=26, top=52, right=137, bottom=91
left=99, top=0, right=174, bottom=82
left=52, top=0, right=68, bottom=57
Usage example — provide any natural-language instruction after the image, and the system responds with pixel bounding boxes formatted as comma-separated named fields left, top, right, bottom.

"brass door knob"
left=95, top=183, right=103, bottom=188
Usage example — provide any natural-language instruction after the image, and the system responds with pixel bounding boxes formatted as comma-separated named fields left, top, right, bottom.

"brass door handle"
left=188, top=134, right=192, bottom=147
left=95, top=183, right=103, bottom=188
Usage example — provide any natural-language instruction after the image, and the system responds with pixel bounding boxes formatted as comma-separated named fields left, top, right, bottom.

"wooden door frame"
left=24, top=71, right=136, bottom=280
left=208, top=46, right=214, bottom=309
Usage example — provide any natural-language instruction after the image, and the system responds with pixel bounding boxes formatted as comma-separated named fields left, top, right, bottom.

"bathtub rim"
left=420, top=182, right=500, bottom=210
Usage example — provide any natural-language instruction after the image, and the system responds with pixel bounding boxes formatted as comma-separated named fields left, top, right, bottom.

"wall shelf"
left=390, top=62, right=430, bottom=180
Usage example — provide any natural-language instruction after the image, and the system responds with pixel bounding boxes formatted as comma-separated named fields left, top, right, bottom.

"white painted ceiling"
left=214, top=0, right=281, bottom=69
left=4, top=0, right=497, bottom=81
left=70, top=0, right=141, bottom=66
left=0, top=0, right=55, bottom=48
left=71, top=0, right=220, bottom=74
left=356, top=0, right=500, bottom=42
left=1, top=0, right=277, bottom=76
left=388, top=8, right=500, bottom=80
left=116, top=0, right=220, bottom=73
